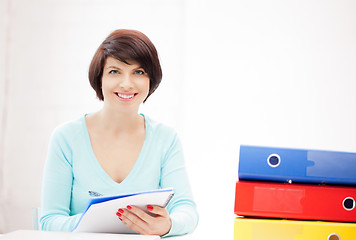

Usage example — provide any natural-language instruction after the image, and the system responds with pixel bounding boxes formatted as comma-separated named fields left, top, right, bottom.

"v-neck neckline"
left=82, top=113, right=149, bottom=186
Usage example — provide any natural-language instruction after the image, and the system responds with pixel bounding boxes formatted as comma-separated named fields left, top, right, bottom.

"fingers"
left=119, top=211, right=147, bottom=235
left=116, top=205, right=171, bottom=236
left=146, top=205, right=169, bottom=217
left=127, top=205, right=154, bottom=221
left=116, top=206, right=151, bottom=235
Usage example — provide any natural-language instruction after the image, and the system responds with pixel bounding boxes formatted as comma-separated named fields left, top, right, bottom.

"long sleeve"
left=40, top=115, right=199, bottom=235
left=159, top=133, right=199, bottom=237
left=40, top=127, right=81, bottom=231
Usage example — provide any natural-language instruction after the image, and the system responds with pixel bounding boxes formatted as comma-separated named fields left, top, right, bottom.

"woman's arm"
left=40, top=128, right=81, bottom=231
left=159, top=134, right=199, bottom=237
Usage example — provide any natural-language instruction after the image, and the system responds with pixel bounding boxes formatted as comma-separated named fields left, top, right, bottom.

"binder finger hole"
left=328, top=233, right=340, bottom=240
left=343, top=197, right=355, bottom=211
left=267, top=154, right=280, bottom=167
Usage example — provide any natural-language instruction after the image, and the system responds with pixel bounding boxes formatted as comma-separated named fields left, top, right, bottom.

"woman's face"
left=101, top=56, right=150, bottom=111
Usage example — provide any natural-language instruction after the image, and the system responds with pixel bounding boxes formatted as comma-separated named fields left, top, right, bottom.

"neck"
left=96, top=107, right=143, bottom=134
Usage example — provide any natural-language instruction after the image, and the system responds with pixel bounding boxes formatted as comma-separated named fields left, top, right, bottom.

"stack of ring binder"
left=234, top=145, right=356, bottom=240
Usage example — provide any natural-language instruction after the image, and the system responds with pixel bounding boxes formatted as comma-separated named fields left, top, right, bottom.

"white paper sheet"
left=73, top=189, right=174, bottom=234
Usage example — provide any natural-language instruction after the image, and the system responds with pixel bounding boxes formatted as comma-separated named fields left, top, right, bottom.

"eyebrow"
left=105, top=65, right=145, bottom=71
left=106, top=65, right=121, bottom=70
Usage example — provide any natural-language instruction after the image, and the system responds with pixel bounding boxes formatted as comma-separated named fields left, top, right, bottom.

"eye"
left=108, top=69, right=119, bottom=75
left=135, top=69, right=145, bottom=75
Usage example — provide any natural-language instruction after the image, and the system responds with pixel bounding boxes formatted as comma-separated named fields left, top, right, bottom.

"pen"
left=88, top=190, right=103, bottom=197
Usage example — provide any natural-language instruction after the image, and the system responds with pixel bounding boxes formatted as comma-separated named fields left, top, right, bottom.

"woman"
left=40, top=29, right=198, bottom=237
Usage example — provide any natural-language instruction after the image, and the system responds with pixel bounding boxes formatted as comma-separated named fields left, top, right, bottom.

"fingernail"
left=119, top=217, right=123, bottom=221
left=147, top=205, right=153, bottom=211
left=127, top=205, right=132, bottom=210
left=116, top=212, right=121, bottom=217
left=118, top=209, right=124, bottom=213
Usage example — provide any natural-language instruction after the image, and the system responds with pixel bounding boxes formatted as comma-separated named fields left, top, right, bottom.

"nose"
left=119, top=74, right=133, bottom=90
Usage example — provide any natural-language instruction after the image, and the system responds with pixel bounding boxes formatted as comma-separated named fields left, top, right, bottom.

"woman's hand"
left=116, top=205, right=171, bottom=236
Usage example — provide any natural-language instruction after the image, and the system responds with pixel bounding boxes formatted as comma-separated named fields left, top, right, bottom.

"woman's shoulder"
left=144, top=114, right=178, bottom=138
left=51, top=115, right=86, bottom=141
left=143, top=114, right=182, bottom=152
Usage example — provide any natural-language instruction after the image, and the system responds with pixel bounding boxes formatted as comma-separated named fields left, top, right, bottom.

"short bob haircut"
left=88, top=29, right=162, bottom=102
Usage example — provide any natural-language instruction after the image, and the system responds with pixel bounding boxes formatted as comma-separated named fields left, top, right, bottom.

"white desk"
left=0, top=230, right=194, bottom=240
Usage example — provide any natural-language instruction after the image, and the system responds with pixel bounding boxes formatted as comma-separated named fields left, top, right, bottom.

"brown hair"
left=88, top=29, right=162, bottom=102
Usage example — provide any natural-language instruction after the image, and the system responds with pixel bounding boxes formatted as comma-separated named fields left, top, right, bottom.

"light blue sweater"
left=40, top=114, right=198, bottom=237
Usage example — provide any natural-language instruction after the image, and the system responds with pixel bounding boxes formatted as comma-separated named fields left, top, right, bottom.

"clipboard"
left=72, top=188, right=174, bottom=234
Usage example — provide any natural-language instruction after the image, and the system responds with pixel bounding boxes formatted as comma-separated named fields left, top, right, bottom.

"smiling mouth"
left=114, top=92, right=137, bottom=100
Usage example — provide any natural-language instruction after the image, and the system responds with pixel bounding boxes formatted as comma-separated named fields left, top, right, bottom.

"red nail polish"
left=118, top=209, right=124, bottom=213
left=116, top=212, right=121, bottom=217
left=119, top=217, right=123, bottom=221
left=127, top=205, right=132, bottom=210
left=147, top=205, right=153, bottom=211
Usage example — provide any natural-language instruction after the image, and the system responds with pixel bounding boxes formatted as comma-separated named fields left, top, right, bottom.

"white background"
left=1, top=0, right=356, bottom=239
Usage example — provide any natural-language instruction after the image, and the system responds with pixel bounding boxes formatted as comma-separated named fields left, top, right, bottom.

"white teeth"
left=117, top=93, right=134, bottom=99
